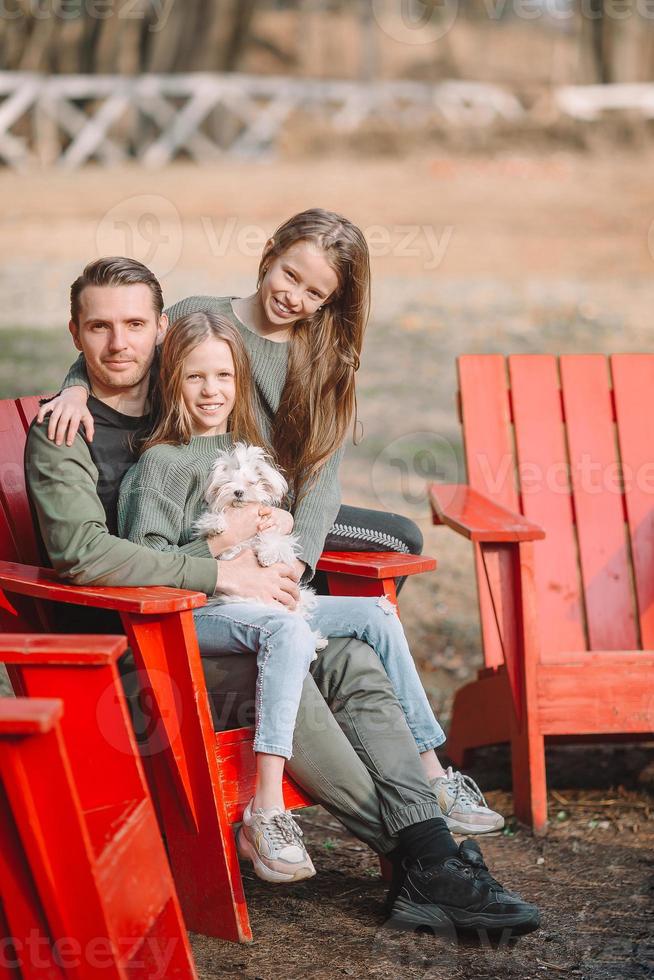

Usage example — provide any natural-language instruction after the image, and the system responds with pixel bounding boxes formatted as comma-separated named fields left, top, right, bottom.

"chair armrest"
left=428, top=484, right=545, bottom=543
left=0, top=697, right=64, bottom=735
left=0, top=633, right=127, bottom=665
left=0, top=561, right=207, bottom=614
left=317, top=551, right=436, bottom=578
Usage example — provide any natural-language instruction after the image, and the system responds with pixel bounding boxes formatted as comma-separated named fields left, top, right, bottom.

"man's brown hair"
left=70, top=257, right=164, bottom=325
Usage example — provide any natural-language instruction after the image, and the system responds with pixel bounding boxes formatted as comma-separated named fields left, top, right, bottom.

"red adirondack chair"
left=0, top=395, right=436, bottom=943
left=0, top=634, right=197, bottom=979
left=429, top=354, right=654, bottom=834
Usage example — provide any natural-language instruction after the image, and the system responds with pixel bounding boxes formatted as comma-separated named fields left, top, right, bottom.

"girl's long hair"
left=261, top=208, right=370, bottom=499
left=141, top=311, right=266, bottom=455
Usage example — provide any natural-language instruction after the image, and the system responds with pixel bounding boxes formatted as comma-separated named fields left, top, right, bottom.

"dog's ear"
left=265, top=467, right=288, bottom=505
left=204, top=452, right=230, bottom=506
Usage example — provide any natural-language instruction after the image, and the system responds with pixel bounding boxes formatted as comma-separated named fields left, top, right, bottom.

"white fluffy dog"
left=193, top=443, right=327, bottom=652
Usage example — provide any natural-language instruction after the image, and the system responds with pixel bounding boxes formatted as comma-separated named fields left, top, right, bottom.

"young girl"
left=40, top=209, right=503, bottom=836
left=118, top=310, right=449, bottom=884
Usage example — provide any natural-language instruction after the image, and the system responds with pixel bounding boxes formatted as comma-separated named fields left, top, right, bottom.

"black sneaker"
left=389, top=839, right=540, bottom=937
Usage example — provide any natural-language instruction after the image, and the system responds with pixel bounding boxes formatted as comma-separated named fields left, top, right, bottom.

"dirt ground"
left=1, top=148, right=653, bottom=976
left=189, top=746, right=654, bottom=980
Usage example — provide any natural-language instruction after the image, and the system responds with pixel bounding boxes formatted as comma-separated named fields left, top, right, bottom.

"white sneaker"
left=431, top=767, right=505, bottom=835
left=237, top=799, right=316, bottom=883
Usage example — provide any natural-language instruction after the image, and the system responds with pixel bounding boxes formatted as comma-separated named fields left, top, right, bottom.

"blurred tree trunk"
left=590, top=0, right=612, bottom=83
left=1, top=0, right=262, bottom=74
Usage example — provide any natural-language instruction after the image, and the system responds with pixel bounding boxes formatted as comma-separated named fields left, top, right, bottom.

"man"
left=26, top=256, right=539, bottom=938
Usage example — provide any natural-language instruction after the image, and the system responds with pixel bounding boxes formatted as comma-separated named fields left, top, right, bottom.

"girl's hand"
left=37, top=387, right=93, bottom=446
left=206, top=503, right=272, bottom=556
left=257, top=507, right=294, bottom=535
left=289, top=558, right=306, bottom=584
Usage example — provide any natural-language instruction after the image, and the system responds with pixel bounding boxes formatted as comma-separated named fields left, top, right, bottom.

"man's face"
left=69, top=284, right=165, bottom=393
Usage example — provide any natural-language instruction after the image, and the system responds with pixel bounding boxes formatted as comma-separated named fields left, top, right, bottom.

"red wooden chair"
left=0, top=395, right=436, bottom=943
left=429, top=354, right=654, bottom=834
left=0, top=634, right=196, bottom=979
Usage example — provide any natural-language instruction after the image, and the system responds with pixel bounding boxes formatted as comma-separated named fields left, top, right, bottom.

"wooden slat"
left=560, top=355, right=638, bottom=650
left=459, top=355, right=517, bottom=669
left=509, top=355, right=587, bottom=660
left=215, top=728, right=312, bottom=824
left=611, top=354, right=654, bottom=649
left=537, top=661, right=654, bottom=734
left=0, top=398, right=42, bottom=566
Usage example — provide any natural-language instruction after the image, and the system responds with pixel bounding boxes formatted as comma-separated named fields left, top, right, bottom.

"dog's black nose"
left=234, top=489, right=244, bottom=498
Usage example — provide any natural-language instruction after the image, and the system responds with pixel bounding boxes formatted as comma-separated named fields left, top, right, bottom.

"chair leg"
left=511, top=725, right=547, bottom=834
left=123, top=611, right=253, bottom=943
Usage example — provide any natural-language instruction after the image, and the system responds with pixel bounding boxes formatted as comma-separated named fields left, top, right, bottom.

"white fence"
left=0, top=71, right=525, bottom=169
left=1, top=72, right=653, bottom=170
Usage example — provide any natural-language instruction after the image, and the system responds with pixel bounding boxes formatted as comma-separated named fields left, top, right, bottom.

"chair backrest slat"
left=458, top=355, right=516, bottom=669
left=0, top=398, right=42, bottom=567
left=560, top=355, right=638, bottom=650
left=509, top=355, right=587, bottom=659
left=611, top=354, right=654, bottom=649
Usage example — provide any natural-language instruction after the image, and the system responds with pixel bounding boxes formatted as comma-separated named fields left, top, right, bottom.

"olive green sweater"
left=62, top=295, right=344, bottom=577
left=117, top=434, right=235, bottom=552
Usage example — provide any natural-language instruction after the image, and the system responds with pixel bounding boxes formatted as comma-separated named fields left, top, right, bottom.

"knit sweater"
left=62, top=294, right=344, bottom=577
left=117, top=433, right=235, bottom=552
left=25, top=418, right=218, bottom=595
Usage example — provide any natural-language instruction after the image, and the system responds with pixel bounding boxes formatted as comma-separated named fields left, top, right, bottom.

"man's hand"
left=215, top=549, right=300, bottom=610
left=37, top=387, right=94, bottom=446
left=206, top=503, right=274, bottom=557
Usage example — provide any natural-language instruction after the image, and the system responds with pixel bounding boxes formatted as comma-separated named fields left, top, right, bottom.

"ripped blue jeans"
left=192, top=595, right=445, bottom=760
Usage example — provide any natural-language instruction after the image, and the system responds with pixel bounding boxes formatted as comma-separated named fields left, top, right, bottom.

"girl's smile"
left=182, top=336, right=236, bottom=437
left=259, top=241, right=339, bottom=333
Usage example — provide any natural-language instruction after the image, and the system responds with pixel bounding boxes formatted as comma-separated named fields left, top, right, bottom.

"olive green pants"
left=201, top=635, right=443, bottom=855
